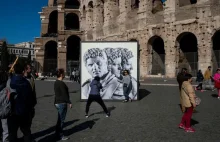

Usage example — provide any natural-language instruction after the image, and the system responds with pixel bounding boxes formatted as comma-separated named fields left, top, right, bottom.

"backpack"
left=0, top=79, right=15, bottom=119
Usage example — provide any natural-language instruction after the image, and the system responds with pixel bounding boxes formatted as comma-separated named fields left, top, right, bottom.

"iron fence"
left=66, top=60, right=80, bottom=76
left=151, top=54, right=165, bottom=75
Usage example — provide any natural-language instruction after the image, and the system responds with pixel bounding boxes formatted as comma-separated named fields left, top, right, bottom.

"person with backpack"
left=0, top=69, right=10, bottom=142
left=85, top=76, right=110, bottom=118
left=7, top=63, right=33, bottom=142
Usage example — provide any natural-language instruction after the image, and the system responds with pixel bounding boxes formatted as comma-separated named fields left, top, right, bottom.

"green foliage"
left=1, top=41, right=9, bottom=71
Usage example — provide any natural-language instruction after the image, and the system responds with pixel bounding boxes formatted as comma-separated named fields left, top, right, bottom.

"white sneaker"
left=85, top=114, right=89, bottom=118
left=218, top=97, right=220, bottom=100
left=106, top=113, right=110, bottom=117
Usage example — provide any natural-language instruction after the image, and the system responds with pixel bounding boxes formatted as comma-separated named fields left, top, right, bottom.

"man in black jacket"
left=8, top=62, right=33, bottom=142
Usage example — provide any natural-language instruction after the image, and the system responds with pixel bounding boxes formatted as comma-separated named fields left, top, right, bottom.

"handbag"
left=195, top=97, right=201, bottom=106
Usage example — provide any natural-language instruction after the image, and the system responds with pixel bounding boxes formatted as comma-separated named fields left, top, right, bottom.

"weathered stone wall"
left=35, top=0, right=220, bottom=78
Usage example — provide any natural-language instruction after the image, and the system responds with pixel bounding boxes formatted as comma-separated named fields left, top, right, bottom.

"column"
left=85, top=7, right=93, bottom=40
left=164, top=24, right=177, bottom=78
left=40, top=14, right=49, bottom=35
left=57, top=7, right=65, bottom=31
left=57, top=42, right=67, bottom=72
left=139, top=39, right=149, bottom=78
left=137, top=0, right=152, bottom=29
left=93, top=0, right=104, bottom=39
left=163, top=0, right=178, bottom=23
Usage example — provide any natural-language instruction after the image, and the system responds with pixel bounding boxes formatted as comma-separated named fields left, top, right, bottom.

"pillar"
left=57, top=42, right=67, bottom=72
left=137, top=0, right=152, bottom=29
left=118, top=0, right=131, bottom=32
left=93, top=0, right=104, bottom=39
left=58, top=7, right=65, bottom=31
left=85, top=6, right=93, bottom=40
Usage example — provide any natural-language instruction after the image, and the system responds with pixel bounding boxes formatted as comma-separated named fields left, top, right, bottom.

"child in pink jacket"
left=213, top=68, right=220, bottom=99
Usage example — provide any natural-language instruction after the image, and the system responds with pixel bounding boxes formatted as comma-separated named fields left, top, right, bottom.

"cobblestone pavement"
left=17, top=80, right=220, bottom=142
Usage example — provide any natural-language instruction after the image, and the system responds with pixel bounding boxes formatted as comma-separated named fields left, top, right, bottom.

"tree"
left=1, top=41, right=9, bottom=71
left=28, top=50, right=32, bottom=64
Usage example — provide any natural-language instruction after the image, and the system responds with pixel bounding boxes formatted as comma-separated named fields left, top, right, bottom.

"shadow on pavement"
left=211, top=94, right=218, bottom=98
left=37, top=118, right=99, bottom=142
left=32, top=119, right=79, bottom=140
left=191, top=119, right=199, bottom=126
left=139, top=89, right=151, bottom=100
left=89, top=106, right=116, bottom=117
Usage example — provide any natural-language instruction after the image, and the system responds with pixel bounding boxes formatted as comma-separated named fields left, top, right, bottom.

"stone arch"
left=212, top=30, right=220, bottom=72
left=48, top=10, right=58, bottom=34
left=176, top=32, right=198, bottom=76
left=43, top=40, right=57, bottom=73
left=88, top=1, right=93, bottom=8
left=65, top=13, right=80, bottom=30
left=66, top=35, right=81, bottom=73
left=179, top=0, right=197, bottom=7
left=65, top=0, right=80, bottom=9
left=148, top=36, right=165, bottom=75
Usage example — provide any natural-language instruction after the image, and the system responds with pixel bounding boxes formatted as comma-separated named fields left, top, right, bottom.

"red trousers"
left=180, top=106, right=193, bottom=128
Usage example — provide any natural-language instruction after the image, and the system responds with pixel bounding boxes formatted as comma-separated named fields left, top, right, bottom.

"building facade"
left=35, top=0, right=220, bottom=78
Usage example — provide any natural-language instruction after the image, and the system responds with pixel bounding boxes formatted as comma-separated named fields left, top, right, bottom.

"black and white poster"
left=80, top=41, right=139, bottom=100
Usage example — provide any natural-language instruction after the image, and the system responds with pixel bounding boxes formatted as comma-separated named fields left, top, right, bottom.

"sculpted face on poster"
left=80, top=41, right=139, bottom=100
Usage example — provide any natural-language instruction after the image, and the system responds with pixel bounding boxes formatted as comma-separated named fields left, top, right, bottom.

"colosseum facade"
left=34, top=0, right=220, bottom=78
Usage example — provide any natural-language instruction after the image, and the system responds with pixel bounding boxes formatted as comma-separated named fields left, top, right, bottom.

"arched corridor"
left=43, top=41, right=57, bottom=73
left=66, top=35, right=81, bottom=74
left=212, top=30, right=220, bottom=72
left=48, top=10, right=58, bottom=34
left=176, top=32, right=198, bottom=76
left=148, top=36, right=165, bottom=75
left=65, top=13, right=80, bottom=30
left=65, top=0, right=80, bottom=9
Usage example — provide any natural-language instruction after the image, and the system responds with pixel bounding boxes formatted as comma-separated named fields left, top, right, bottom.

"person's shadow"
left=31, top=119, right=79, bottom=140
left=37, top=118, right=99, bottom=142
left=88, top=106, right=116, bottom=117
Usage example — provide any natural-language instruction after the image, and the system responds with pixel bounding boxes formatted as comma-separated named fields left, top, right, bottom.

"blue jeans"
left=1, top=119, right=9, bottom=142
left=55, top=103, right=67, bottom=138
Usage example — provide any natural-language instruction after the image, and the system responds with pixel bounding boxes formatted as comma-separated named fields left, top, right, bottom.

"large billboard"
left=80, top=41, right=139, bottom=101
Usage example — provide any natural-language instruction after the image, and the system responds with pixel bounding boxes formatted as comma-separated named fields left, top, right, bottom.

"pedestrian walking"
left=0, top=69, right=9, bottom=142
left=54, top=69, right=72, bottom=141
left=213, top=68, right=220, bottom=99
left=179, top=74, right=196, bottom=132
left=23, top=63, right=37, bottom=141
left=195, top=70, right=204, bottom=91
left=204, top=66, right=214, bottom=91
left=7, top=63, right=33, bottom=142
left=122, top=70, right=132, bottom=103
left=177, top=68, right=188, bottom=113
left=85, top=76, right=110, bottom=118
left=75, top=69, right=80, bottom=83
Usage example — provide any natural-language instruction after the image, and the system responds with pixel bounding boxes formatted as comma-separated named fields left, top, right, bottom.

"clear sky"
left=0, top=0, right=48, bottom=44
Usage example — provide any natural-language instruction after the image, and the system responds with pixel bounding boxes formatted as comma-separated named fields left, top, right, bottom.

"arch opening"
left=88, top=1, right=93, bottom=8
left=131, top=0, right=139, bottom=8
left=212, top=30, right=220, bottom=72
left=47, top=11, right=58, bottom=36
left=66, top=35, right=81, bottom=74
left=65, top=13, right=80, bottom=30
left=179, top=0, right=197, bottom=7
left=65, top=0, right=80, bottom=9
left=43, top=41, right=57, bottom=73
left=148, top=36, right=165, bottom=75
left=176, top=32, right=198, bottom=76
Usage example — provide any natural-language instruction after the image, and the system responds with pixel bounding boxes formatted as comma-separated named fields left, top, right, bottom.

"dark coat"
left=10, top=74, right=33, bottom=115
left=196, top=72, right=204, bottom=82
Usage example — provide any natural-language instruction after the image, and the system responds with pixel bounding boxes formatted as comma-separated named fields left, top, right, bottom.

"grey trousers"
left=1, top=119, right=9, bottom=142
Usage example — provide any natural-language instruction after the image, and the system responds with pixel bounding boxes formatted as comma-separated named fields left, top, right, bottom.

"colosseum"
left=34, top=0, right=220, bottom=78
